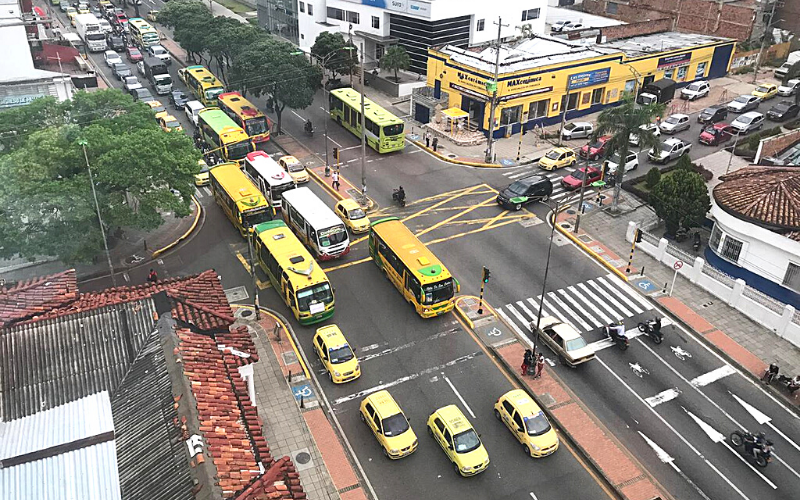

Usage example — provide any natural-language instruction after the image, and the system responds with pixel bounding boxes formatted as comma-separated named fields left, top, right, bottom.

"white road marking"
left=444, top=375, right=476, bottom=419
left=690, top=365, right=736, bottom=387
left=598, top=276, right=643, bottom=314
left=731, top=393, right=800, bottom=453
left=291, top=110, right=305, bottom=120
left=645, top=388, right=681, bottom=407
left=194, top=188, right=203, bottom=198
left=340, top=145, right=361, bottom=151
left=588, top=279, right=632, bottom=316
left=577, top=282, right=622, bottom=321
left=529, top=493, right=538, bottom=500
left=497, top=308, right=525, bottom=337
left=558, top=288, right=602, bottom=328
left=539, top=294, right=578, bottom=331
left=203, top=186, right=212, bottom=196
left=506, top=304, right=532, bottom=332
left=359, top=343, right=385, bottom=353
left=605, top=273, right=654, bottom=310
left=548, top=291, right=591, bottom=331
left=569, top=285, right=612, bottom=324
left=639, top=432, right=713, bottom=500
left=358, top=328, right=459, bottom=363
left=515, top=300, right=537, bottom=324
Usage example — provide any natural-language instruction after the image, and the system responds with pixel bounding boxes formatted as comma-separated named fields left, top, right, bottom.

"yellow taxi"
left=360, top=391, right=418, bottom=459
left=427, top=405, right=489, bottom=476
left=77, top=4, right=89, bottom=14
left=494, top=389, right=559, bottom=458
left=278, top=155, right=308, bottom=183
left=194, top=159, right=210, bottom=186
left=66, top=7, right=77, bottom=24
left=158, top=115, right=183, bottom=133
left=147, top=10, right=159, bottom=22
left=145, top=100, right=166, bottom=115
left=538, top=147, right=577, bottom=171
left=752, top=83, right=778, bottom=100
left=313, top=325, right=361, bottom=384
left=334, top=199, right=369, bottom=234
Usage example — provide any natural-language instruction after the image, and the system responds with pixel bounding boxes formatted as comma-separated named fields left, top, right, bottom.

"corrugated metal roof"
left=0, top=440, right=122, bottom=500
left=0, top=391, right=113, bottom=461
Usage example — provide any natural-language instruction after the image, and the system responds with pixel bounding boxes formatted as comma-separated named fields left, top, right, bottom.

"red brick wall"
left=777, top=0, right=800, bottom=35
left=601, top=18, right=673, bottom=41
left=757, top=130, right=800, bottom=163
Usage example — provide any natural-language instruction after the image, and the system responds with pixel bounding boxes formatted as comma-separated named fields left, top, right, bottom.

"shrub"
left=676, top=154, right=693, bottom=171
left=645, top=167, right=662, bottom=189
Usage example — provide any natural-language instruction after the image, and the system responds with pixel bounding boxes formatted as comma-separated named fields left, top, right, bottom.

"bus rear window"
left=382, top=123, right=404, bottom=137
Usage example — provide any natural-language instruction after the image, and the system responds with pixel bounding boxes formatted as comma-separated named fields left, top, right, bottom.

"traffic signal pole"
left=478, top=267, right=491, bottom=314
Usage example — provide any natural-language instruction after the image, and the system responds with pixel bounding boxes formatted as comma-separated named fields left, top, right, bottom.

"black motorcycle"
left=392, top=188, right=406, bottom=207
left=603, top=324, right=629, bottom=351
left=637, top=318, right=664, bottom=344
left=730, top=431, right=773, bottom=468
left=304, top=120, right=314, bottom=136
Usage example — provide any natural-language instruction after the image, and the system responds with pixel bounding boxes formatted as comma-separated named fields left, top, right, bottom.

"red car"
left=126, top=46, right=142, bottom=62
left=579, top=135, right=611, bottom=160
left=561, top=166, right=602, bottom=190
left=698, top=122, right=733, bottom=146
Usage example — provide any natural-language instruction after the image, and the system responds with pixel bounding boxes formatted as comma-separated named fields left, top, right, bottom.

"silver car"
left=561, top=121, right=594, bottom=140
left=729, top=112, right=765, bottom=134
left=659, top=114, right=691, bottom=134
left=727, top=95, right=760, bottom=113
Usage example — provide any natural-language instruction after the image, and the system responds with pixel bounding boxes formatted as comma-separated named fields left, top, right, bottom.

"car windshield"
left=702, top=125, right=717, bottom=134
left=245, top=117, right=269, bottom=136
left=422, top=278, right=454, bottom=305
left=701, top=108, right=714, bottom=116
left=565, top=337, right=588, bottom=351
left=563, top=123, right=576, bottom=131
left=382, top=413, right=409, bottom=437
left=348, top=208, right=366, bottom=220
left=287, top=162, right=304, bottom=172
left=665, top=116, right=680, bottom=124
left=524, top=412, right=552, bottom=436
left=736, top=116, right=752, bottom=124
left=756, top=85, right=771, bottom=93
left=688, top=83, right=702, bottom=91
left=151, top=47, right=166, bottom=55
left=296, top=282, right=333, bottom=312
left=318, top=225, right=347, bottom=247
left=659, top=141, right=671, bottom=152
left=152, top=105, right=165, bottom=112
left=734, top=96, right=750, bottom=103
left=383, top=123, right=404, bottom=136
left=166, top=120, right=179, bottom=128
left=507, top=181, right=528, bottom=195
left=453, top=429, right=481, bottom=454
left=130, top=49, right=140, bottom=56
left=571, top=170, right=586, bottom=180
left=328, top=344, right=354, bottom=364
left=773, top=104, right=790, bottom=112
left=588, top=141, right=603, bottom=149
left=545, top=150, right=561, bottom=160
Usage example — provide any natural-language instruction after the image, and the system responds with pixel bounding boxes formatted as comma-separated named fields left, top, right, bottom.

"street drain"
left=448, top=154, right=457, bottom=158
left=240, top=309, right=253, bottom=318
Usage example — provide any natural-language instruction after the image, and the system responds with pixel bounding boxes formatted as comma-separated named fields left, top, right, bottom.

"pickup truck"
left=648, top=138, right=692, bottom=164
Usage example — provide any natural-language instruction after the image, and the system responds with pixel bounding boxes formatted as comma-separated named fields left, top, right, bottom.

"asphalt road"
left=62, top=3, right=800, bottom=500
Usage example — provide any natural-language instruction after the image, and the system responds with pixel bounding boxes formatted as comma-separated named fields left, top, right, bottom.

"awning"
left=33, top=6, right=45, bottom=16
left=354, top=30, right=399, bottom=45
left=440, top=107, right=470, bottom=136
left=442, top=107, right=469, bottom=120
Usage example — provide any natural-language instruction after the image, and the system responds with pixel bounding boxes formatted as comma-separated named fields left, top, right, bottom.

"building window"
left=677, top=66, right=688, bottom=81
left=695, top=61, right=707, bottom=79
left=591, top=87, right=604, bottom=104
left=372, top=15, right=380, bottom=29
left=308, top=4, right=313, bottom=15
left=500, top=105, right=522, bottom=126
left=783, top=263, right=800, bottom=293
left=709, top=224, right=722, bottom=250
left=376, top=44, right=385, bottom=60
left=521, top=8, right=540, bottom=21
left=347, top=11, right=360, bottom=24
left=720, top=235, right=744, bottom=263
left=528, top=99, right=549, bottom=119
left=606, top=2, right=618, bottom=14
left=477, top=18, right=485, bottom=31
left=664, top=68, right=675, bottom=79
left=328, top=7, right=344, bottom=21
left=561, top=93, right=579, bottom=112
left=624, top=79, right=636, bottom=94
left=299, top=1, right=305, bottom=13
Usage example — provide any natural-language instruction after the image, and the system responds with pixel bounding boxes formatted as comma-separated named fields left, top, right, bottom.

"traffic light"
left=635, top=228, right=642, bottom=243
left=482, top=267, right=491, bottom=283
left=332, top=147, right=339, bottom=164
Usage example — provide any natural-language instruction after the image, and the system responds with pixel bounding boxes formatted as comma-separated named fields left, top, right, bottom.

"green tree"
left=645, top=167, right=661, bottom=189
left=675, top=154, right=693, bottom=171
left=649, top=169, right=710, bottom=236
left=0, top=90, right=200, bottom=264
left=156, top=0, right=212, bottom=64
left=205, top=18, right=261, bottom=87
left=592, top=94, right=665, bottom=211
left=310, top=32, right=357, bottom=82
left=517, top=24, right=534, bottom=39
left=0, top=96, right=65, bottom=152
left=381, top=45, right=411, bottom=82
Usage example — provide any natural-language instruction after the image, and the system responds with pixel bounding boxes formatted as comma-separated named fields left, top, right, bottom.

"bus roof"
left=370, top=217, right=453, bottom=285
left=281, top=187, right=343, bottom=230
left=330, top=88, right=403, bottom=126
left=254, top=220, right=330, bottom=288
left=186, top=66, right=223, bottom=88
left=209, top=163, right=268, bottom=212
left=219, top=92, right=265, bottom=119
left=245, top=151, right=293, bottom=187
left=199, top=108, right=248, bottom=141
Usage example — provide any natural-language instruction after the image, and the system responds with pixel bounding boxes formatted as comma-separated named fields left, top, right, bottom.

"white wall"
left=455, top=0, right=548, bottom=45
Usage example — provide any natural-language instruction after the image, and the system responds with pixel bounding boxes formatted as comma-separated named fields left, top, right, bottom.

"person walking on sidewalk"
left=147, top=269, right=158, bottom=283
left=534, top=353, right=545, bottom=379
left=332, top=170, right=340, bottom=191
left=425, top=131, right=430, bottom=148
left=432, top=137, right=439, bottom=152
left=522, top=349, right=533, bottom=376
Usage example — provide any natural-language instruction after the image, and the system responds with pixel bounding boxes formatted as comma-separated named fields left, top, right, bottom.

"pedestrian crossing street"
left=502, top=164, right=602, bottom=203
left=497, top=273, right=654, bottom=337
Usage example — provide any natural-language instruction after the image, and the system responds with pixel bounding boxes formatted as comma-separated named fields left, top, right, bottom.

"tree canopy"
left=310, top=32, right=357, bottom=81
left=0, top=90, right=200, bottom=264
left=381, top=45, right=411, bottom=82
left=649, top=166, right=710, bottom=235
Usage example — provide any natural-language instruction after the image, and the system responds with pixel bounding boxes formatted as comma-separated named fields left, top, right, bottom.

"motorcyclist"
left=395, top=186, right=405, bottom=203
left=606, top=321, right=625, bottom=340
left=762, top=362, right=780, bottom=384
left=304, top=120, right=313, bottom=133
left=744, top=432, right=768, bottom=459
left=788, top=375, right=800, bottom=394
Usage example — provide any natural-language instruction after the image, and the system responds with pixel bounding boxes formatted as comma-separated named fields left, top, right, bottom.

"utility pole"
left=79, top=140, right=117, bottom=287
left=531, top=201, right=560, bottom=356
left=359, top=42, right=367, bottom=197
left=484, top=17, right=508, bottom=163
left=247, top=232, right=261, bottom=319
left=752, top=0, right=779, bottom=84
left=574, top=157, right=590, bottom=233
left=559, top=79, right=571, bottom=147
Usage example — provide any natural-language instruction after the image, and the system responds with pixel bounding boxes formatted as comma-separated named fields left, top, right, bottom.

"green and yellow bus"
left=209, top=162, right=271, bottom=237
left=254, top=220, right=335, bottom=324
left=182, top=65, right=225, bottom=107
left=198, top=108, right=254, bottom=164
left=128, top=18, right=159, bottom=49
left=369, top=217, right=459, bottom=318
left=329, top=88, right=405, bottom=153
left=218, top=92, right=270, bottom=150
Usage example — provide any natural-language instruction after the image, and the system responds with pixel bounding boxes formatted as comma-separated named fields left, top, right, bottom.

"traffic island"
left=454, top=295, right=671, bottom=500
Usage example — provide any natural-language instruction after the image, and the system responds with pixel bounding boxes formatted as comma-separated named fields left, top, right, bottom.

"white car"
left=729, top=111, right=765, bottom=135
left=184, top=100, right=205, bottom=127
left=629, top=123, right=661, bottom=146
left=551, top=20, right=573, bottom=32
left=680, top=81, right=710, bottom=100
left=563, top=23, right=584, bottom=31
left=147, top=44, right=171, bottom=65
left=778, top=79, right=800, bottom=97
left=98, top=19, right=112, bottom=34
left=604, top=151, right=638, bottom=175
left=103, top=50, right=122, bottom=67
left=123, top=75, right=142, bottom=92
left=136, top=60, right=145, bottom=75
left=648, top=138, right=692, bottom=164
left=561, top=121, right=594, bottom=140
left=659, top=114, right=691, bottom=134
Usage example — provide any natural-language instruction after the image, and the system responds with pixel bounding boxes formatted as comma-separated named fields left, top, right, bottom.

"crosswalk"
left=194, top=186, right=213, bottom=199
left=496, top=273, right=654, bottom=337
left=502, top=164, right=602, bottom=203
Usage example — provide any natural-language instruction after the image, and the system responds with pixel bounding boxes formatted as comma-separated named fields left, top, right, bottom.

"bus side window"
left=308, top=226, right=317, bottom=244
left=289, top=206, right=304, bottom=229
left=405, top=273, right=420, bottom=296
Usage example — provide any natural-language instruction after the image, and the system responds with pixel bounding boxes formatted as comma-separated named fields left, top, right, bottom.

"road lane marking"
left=414, top=196, right=496, bottom=238
left=359, top=342, right=386, bottom=353
left=401, top=184, right=484, bottom=225
left=597, top=276, right=643, bottom=314
left=587, top=279, right=632, bottom=317
left=526, top=298, right=551, bottom=322
left=569, top=285, right=612, bottom=324
left=496, top=308, right=525, bottom=337
left=506, top=304, right=532, bottom=331
left=645, top=388, right=681, bottom=407
left=639, top=432, right=713, bottom=500
left=444, top=375, right=476, bottom=418
left=539, top=295, right=578, bottom=331
left=322, top=256, right=371, bottom=272
left=557, top=289, right=601, bottom=328
left=515, top=300, right=537, bottom=325
left=548, top=291, right=591, bottom=331
left=357, top=328, right=459, bottom=363
left=690, top=365, right=736, bottom=387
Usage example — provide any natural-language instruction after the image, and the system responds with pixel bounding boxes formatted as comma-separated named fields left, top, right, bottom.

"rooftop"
left=546, top=6, right=625, bottom=28
left=598, top=31, right=733, bottom=59
left=714, top=167, right=800, bottom=235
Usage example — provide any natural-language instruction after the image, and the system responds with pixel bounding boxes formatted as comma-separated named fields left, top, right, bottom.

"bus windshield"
left=205, top=87, right=224, bottom=101
left=382, top=123, right=404, bottom=137
left=227, top=140, right=253, bottom=160
left=243, top=208, right=271, bottom=228
left=296, top=282, right=333, bottom=312
left=245, top=117, right=269, bottom=136
left=318, top=225, right=347, bottom=247
left=422, top=278, right=454, bottom=304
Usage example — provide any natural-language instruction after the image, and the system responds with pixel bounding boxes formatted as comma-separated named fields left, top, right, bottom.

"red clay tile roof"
left=0, top=269, right=78, bottom=327
left=218, top=326, right=260, bottom=367
left=237, top=457, right=307, bottom=500
left=714, top=167, right=800, bottom=231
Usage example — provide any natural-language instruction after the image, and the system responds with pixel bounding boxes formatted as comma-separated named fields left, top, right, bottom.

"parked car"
left=538, top=147, right=577, bottom=171
left=775, top=62, right=793, bottom=79
left=727, top=95, right=760, bottom=113
left=551, top=20, right=574, bottom=32
left=536, top=316, right=595, bottom=367
left=169, top=90, right=189, bottom=109
left=496, top=175, right=553, bottom=210
left=698, top=123, right=732, bottom=146
left=680, top=81, right=710, bottom=100
left=659, top=114, right=691, bottom=134
left=103, top=50, right=122, bottom=67
left=729, top=111, right=765, bottom=134
left=629, top=123, right=660, bottom=146
left=112, top=63, right=131, bottom=80
left=766, top=100, right=800, bottom=121
left=648, top=138, right=692, bottom=164
left=561, top=121, right=594, bottom=140
left=698, top=105, right=728, bottom=124
left=123, top=76, right=142, bottom=93
left=107, top=34, right=125, bottom=51
left=752, top=83, right=779, bottom=101
left=603, top=151, right=638, bottom=175
left=579, top=135, right=611, bottom=160
left=561, top=166, right=602, bottom=190
left=778, top=79, right=800, bottom=97
left=563, top=23, right=584, bottom=31
left=126, top=46, right=143, bottom=62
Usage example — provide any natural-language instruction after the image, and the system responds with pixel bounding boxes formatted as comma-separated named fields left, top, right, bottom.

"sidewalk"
left=238, top=308, right=369, bottom=500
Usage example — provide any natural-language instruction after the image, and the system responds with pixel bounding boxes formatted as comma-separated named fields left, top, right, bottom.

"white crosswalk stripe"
left=498, top=273, right=653, bottom=335
left=195, top=188, right=203, bottom=198
left=499, top=166, right=604, bottom=205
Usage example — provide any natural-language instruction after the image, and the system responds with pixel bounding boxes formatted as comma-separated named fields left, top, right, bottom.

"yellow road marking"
left=401, top=184, right=485, bottom=225
left=481, top=208, right=511, bottom=230
left=409, top=185, right=484, bottom=205
left=235, top=252, right=272, bottom=289
left=414, top=196, right=497, bottom=238
left=323, top=256, right=372, bottom=272
left=424, top=218, right=521, bottom=246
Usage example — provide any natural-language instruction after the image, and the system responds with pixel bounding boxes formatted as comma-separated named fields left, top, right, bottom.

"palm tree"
left=381, top=45, right=411, bottom=82
left=592, top=94, right=665, bottom=211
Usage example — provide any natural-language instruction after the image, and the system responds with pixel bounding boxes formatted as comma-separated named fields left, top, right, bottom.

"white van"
left=184, top=100, right=205, bottom=127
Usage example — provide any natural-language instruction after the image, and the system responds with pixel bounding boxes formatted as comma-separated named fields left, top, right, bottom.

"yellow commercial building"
left=425, top=32, right=736, bottom=138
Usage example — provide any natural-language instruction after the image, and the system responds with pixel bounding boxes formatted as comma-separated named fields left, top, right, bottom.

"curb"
left=152, top=196, right=203, bottom=257
left=408, top=138, right=504, bottom=168
left=554, top=216, right=630, bottom=282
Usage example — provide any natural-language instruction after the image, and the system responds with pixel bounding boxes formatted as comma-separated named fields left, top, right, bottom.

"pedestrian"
left=521, top=349, right=533, bottom=376
left=534, top=353, right=545, bottom=379
left=425, top=131, right=431, bottom=148
left=432, top=137, right=439, bottom=152
left=147, top=268, right=158, bottom=283
left=332, top=170, right=340, bottom=191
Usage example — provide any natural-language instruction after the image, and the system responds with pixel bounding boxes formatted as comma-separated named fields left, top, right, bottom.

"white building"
left=260, top=0, right=549, bottom=75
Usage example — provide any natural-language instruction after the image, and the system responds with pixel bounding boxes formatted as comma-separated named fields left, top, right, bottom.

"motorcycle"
left=637, top=318, right=664, bottom=344
left=392, top=188, right=406, bottom=208
left=776, top=374, right=800, bottom=394
left=693, top=232, right=701, bottom=252
left=729, top=431, right=773, bottom=468
left=603, top=324, right=629, bottom=351
left=304, top=120, right=314, bottom=136
left=762, top=363, right=780, bottom=385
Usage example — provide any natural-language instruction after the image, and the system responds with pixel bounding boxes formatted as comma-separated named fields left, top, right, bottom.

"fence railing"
left=742, top=285, right=789, bottom=315
left=701, top=263, right=737, bottom=288
left=640, top=230, right=660, bottom=246
left=665, top=244, right=695, bottom=264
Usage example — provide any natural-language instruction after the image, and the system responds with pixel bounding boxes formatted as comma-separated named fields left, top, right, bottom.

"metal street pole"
left=359, top=42, right=367, bottom=197
left=79, top=141, right=117, bottom=287
left=559, top=79, right=571, bottom=147
left=484, top=17, right=507, bottom=163
left=726, top=131, right=742, bottom=174
left=574, top=157, right=590, bottom=233
left=752, top=0, right=779, bottom=84
left=247, top=232, right=261, bottom=319
left=531, top=201, right=559, bottom=356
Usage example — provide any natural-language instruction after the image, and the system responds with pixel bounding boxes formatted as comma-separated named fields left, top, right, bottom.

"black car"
left=766, top=100, right=800, bottom=121
left=697, top=105, right=728, bottom=124
left=496, top=175, right=553, bottom=210
left=169, top=90, right=189, bottom=109
left=112, top=63, right=132, bottom=80
left=130, top=87, right=154, bottom=102
left=107, top=34, right=125, bottom=51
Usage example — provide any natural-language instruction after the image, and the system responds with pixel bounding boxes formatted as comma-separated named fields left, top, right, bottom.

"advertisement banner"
left=567, top=68, right=610, bottom=91
left=657, top=52, right=692, bottom=69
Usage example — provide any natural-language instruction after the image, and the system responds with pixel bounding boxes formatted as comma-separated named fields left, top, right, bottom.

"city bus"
left=281, top=187, right=350, bottom=260
left=218, top=92, right=271, bottom=150
left=209, top=162, right=272, bottom=237
left=329, top=87, right=405, bottom=153
left=128, top=18, right=159, bottom=49
left=182, top=65, right=225, bottom=107
left=253, top=220, right=335, bottom=324
left=198, top=108, right=254, bottom=164
left=369, top=217, right=459, bottom=318
left=243, top=151, right=296, bottom=209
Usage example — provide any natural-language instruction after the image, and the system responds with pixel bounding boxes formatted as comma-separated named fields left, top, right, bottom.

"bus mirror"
left=454, top=279, right=461, bottom=293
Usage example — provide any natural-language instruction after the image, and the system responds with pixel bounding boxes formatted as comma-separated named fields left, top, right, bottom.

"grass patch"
left=214, top=0, right=254, bottom=15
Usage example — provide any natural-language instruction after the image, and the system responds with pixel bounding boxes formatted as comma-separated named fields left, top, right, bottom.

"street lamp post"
left=359, top=42, right=367, bottom=197
left=78, top=140, right=117, bottom=287
left=315, top=46, right=355, bottom=176
left=530, top=200, right=562, bottom=355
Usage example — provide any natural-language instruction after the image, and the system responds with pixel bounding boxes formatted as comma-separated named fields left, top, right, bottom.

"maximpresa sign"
left=567, top=68, right=610, bottom=91
left=657, top=52, right=692, bottom=70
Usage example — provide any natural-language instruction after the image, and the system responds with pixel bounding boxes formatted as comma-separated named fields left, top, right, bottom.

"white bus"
left=281, top=187, right=350, bottom=260
left=243, top=151, right=296, bottom=208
